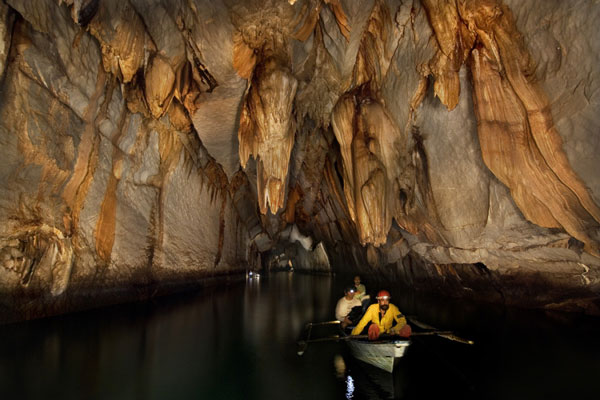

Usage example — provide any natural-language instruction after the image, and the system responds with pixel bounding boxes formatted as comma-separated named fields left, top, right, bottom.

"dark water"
left=1, top=272, right=600, bottom=400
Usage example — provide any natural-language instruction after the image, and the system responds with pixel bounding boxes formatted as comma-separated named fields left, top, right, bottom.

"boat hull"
left=346, top=339, right=410, bottom=373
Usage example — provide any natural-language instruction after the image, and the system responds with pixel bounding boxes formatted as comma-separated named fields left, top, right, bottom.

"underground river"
left=1, top=272, right=600, bottom=399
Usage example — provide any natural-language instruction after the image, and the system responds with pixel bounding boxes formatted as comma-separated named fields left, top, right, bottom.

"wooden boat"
left=345, top=335, right=410, bottom=373
left=296, top=321, right=410, bottom=373
left=297, top=320, right=471, bottom=373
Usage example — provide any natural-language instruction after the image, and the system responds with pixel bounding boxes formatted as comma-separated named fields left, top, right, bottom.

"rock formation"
left=1, top=0, right=599, bottom=320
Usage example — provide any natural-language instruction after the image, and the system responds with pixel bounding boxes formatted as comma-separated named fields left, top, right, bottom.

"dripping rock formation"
left=1, top=0, right=599, bottom=320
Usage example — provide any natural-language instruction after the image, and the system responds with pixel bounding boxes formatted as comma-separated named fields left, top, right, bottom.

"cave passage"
left=1, top=272, right=599, bottom=400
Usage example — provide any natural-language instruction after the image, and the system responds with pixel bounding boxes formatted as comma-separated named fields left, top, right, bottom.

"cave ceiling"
left=1, top=0, right=600, bottom=316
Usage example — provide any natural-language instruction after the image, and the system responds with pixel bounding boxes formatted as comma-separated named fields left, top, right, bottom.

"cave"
left=1, top=0, right=600, bottom=398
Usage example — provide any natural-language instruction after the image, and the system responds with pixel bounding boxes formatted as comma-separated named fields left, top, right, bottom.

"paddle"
left=297, top=331, right=455, bottom=355
left=297, top=334, right=378, bottom=356
left=303, top=320, right=342, bottom=328
left=297, top=320, right=341, bottom=355
left=408, top=316, right=474, bottom=345
left=297, top=317, right=474, bottom=356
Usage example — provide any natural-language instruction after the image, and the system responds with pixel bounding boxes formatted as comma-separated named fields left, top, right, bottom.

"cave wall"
left=0, top=0, right=251, bottom=320
left=0, top=0, right=599, bottom=319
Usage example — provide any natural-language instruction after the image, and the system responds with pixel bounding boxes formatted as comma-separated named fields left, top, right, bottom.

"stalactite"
left=94, top=97, right=129, bottom=263
left=417, top=0, right=600, bottom=255
left=238, top=57, right=298, bottom=214
left=421, top=0, right=475, bottom=110
left=295, top=23, right=343, bottom=128
left=292, top=0, right=350, bottom=42
left=331, top=94, right=357, bottom=222
left=87, top=0, right=148, bottom=83
left=199, top=159, right=230, bottom=267
left=352, top=0, right=393, bottom=90
left=332, top=90, right=404, bottom=247
left=460, top=0, right=600, bottom=255
left=144, top=54, right=176, bottom=119
left=233, top=31, right=257, bottom=79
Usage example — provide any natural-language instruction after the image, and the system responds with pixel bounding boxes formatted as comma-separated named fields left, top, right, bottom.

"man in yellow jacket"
left=351, top=290, right=411, bottom=339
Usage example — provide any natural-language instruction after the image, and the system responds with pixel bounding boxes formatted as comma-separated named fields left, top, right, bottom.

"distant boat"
left=345, top=335, right=410, bottom=373
left=247, top=271, right=260, bottom=279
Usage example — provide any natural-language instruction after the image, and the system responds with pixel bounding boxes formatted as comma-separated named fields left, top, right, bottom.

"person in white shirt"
left=353, top=275, right=369, bottom=305
left=335, top=286, right=362, bottom=329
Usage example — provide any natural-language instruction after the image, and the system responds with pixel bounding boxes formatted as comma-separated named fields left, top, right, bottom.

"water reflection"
left=345, top=375, right=355, bottom=399
left=333, top=351, right=410, bottom=400
left=0, top=273, right=342, bottom=400
left=1, top=273, right=600, bottom=399
left=333, top=354, right=346, bottom=378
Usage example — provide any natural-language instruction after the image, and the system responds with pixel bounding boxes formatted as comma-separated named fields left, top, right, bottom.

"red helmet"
left=376, top=290, right=391, bottom=300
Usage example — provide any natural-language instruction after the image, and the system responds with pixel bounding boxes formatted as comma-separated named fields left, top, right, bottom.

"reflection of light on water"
left=345, top=375, right=355, bottom=399
left=246, top=271, right=260, bottom=280
left=243, top=273, right=335, bottom=350
left=334, top=354, right=346, bottom=378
